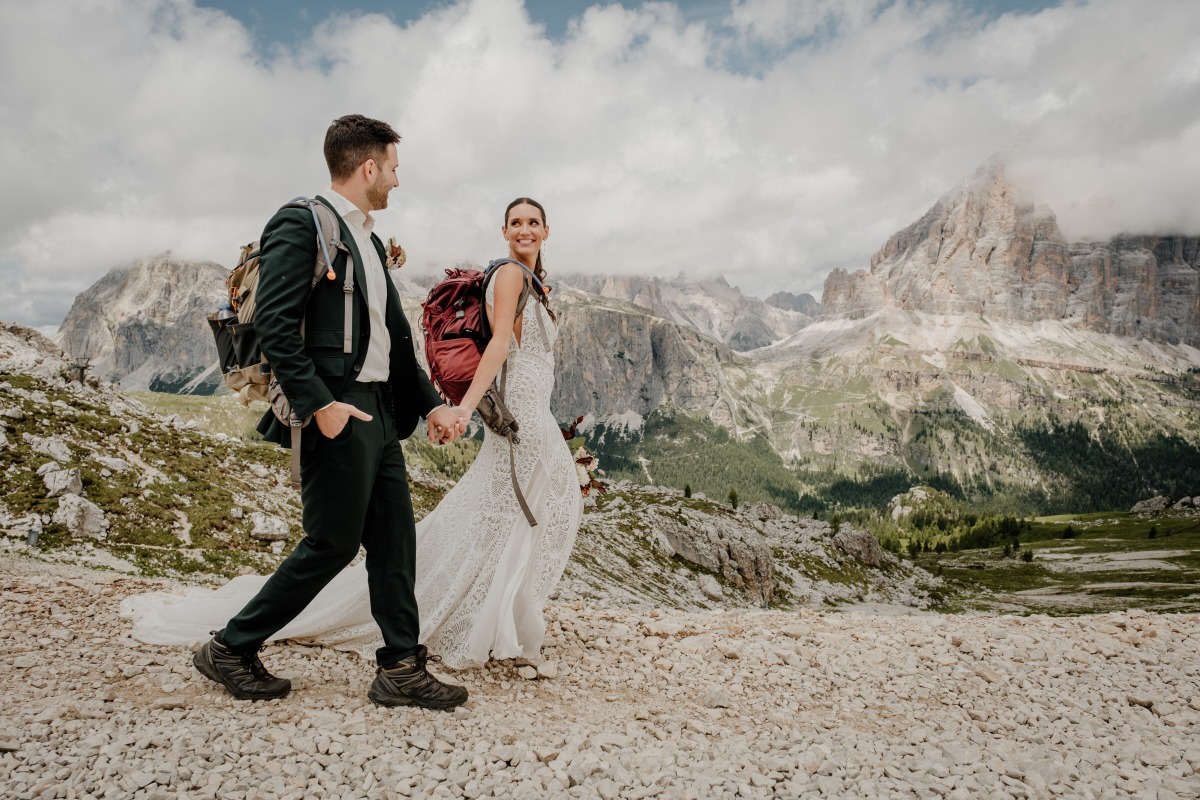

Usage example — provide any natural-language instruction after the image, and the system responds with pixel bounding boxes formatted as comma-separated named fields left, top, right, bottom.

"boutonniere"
left=386, top=237, right=407, bottom=270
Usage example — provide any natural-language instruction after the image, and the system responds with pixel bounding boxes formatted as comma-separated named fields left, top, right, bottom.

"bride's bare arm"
left=454, top=262, right=526, bottom=413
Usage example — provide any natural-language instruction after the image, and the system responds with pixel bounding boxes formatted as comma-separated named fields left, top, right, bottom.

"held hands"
left=315, top=401, right=373, bottom=439
left=427, top=404, right=470, bottom=445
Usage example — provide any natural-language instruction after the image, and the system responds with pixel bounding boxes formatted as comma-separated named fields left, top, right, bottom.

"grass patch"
left=913, top=510, right=1200, bottom=614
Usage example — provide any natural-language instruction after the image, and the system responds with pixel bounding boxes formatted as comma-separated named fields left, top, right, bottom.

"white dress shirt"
left=325, top=190, right=390, bottom=382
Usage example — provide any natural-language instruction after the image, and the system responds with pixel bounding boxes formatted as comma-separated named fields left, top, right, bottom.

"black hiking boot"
left=368, top=645, right=468, bottom=710
left=193, top=633, right=291, bottom=701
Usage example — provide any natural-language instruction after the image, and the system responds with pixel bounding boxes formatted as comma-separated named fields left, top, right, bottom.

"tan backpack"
left=208, top=198, right=351, bottom=487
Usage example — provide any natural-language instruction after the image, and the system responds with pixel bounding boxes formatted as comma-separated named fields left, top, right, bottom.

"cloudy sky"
left=2, top=0, right=1198, bottom=335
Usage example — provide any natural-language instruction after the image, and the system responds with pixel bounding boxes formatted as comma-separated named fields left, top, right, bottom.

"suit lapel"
left=373, top=233, right=410, bottom=342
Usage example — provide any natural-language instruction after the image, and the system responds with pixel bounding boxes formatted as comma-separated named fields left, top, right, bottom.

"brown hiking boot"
left=193, top=634, right=291, bottom=701
left=368, top=645, right=467, bottom=710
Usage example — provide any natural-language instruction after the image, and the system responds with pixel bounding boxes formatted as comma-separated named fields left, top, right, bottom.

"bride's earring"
left=540, top=241, right=548, bottom=269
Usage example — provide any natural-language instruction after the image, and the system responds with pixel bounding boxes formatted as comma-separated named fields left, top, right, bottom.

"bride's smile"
left=504, top=204, right=549, bottom=263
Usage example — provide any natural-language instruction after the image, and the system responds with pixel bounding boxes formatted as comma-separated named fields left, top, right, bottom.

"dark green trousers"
left=221, top=382, right=420, bottom=665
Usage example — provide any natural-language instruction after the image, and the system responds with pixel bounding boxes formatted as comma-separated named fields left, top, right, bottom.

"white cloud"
left=1, top=0, right=1197, bottom=331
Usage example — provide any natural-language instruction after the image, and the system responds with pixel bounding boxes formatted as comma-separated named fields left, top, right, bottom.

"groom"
left=194, top=114, right=469, bottom=710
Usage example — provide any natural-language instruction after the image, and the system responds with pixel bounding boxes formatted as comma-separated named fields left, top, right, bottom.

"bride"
left=123, top=197, right=584, bottom=670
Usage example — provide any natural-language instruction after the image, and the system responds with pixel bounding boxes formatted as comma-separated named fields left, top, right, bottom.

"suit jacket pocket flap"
left=306, top=327, right=344, bottom=349
left=311, top=355, right=345, bottom=376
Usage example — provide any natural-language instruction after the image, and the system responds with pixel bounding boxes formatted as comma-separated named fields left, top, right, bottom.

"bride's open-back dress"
left=122, top=282, right=583, bottom=668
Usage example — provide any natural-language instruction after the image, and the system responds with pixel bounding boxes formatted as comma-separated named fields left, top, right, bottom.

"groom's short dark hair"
left=324, top=114, right=401, bottom=181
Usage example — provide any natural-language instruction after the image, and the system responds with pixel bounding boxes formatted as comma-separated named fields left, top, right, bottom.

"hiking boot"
left=368, top=645, right=468, bottom=710
left=193, top=634, right=291, bottom=701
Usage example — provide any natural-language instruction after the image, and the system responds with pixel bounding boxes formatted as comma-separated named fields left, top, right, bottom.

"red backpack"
left=419, top=258, right=540, bottom=405
left=420, top=258, right=549, bottom=528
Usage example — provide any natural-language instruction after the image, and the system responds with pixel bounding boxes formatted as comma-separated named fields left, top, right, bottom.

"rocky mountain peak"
left=55, top=252, right=227, bottom=391
left=820, top=156, right=1200, bottom=346
left=823, top=157, right=1072, bottom=321
left=764, top=290, right=820, bottom=316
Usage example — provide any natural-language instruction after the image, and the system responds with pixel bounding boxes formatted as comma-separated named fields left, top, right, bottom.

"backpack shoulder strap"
left=482, top=258, right=550, bottom=350
left=284, top=197, right=354, bottom=355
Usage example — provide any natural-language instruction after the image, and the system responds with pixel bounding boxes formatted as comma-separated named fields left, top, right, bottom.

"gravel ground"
left=2, top=553, right=1199, bottom=799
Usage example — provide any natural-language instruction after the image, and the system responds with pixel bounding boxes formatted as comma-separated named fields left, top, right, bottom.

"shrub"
left=1148, top=525, right=1158, bottom=539
left=1061, top=525, right=1077, bottom=539
left=1022, top=549, right=1034, bottom=562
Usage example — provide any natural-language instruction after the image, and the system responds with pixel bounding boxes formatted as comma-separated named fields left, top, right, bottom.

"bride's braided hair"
left=505, top=197, right=556, bottom=322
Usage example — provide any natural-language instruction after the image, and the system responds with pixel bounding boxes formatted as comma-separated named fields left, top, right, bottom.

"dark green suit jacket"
left=253, top=195, right=443, bottom=447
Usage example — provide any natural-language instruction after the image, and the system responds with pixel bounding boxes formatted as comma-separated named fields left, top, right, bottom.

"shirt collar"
left=325, top=189, right=375, bottom=233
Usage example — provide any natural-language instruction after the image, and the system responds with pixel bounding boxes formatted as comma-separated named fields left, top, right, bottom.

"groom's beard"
left=367, top=173, right=392, bottom=210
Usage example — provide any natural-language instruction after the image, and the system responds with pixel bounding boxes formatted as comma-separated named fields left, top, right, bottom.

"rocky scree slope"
left=2, top=556, right=1199, bottom=799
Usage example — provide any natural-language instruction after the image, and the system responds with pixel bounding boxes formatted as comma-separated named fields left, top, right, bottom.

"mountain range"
left=47, top=156, right=1200, bottom=514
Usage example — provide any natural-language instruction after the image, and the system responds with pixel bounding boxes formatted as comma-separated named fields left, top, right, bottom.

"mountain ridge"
left=45, top=155, right=1200, bottom=514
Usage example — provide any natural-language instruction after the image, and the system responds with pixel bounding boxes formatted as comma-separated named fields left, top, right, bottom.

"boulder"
left=1171, top=496, right=1195, bottom=510
left=41, top=465, right=83, bottom=498
left=697, top=574, right=723, bottom=601
left=1131, top=496, right=1171, bottom=512
left=651, top=531, right=675, bottom=558
left=739, top=501, right=783, bottom=522
left=250, top=512, right=289, bottom=541
left=93, top=455, right=132, bottom=473
left=22, top=433, right=72, bottom=462
left=834, top=527, right=885, bottom=567
left=52, top=494, right=108, bottom=539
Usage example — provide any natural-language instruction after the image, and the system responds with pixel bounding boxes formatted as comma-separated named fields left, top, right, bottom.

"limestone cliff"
left=821, top=159, right=1200, bottom=347
left=55, top=253, right=227, bottom=391
left=562, top=274, right=813, bottom=352
left=549, top=293, right=740, bottom=428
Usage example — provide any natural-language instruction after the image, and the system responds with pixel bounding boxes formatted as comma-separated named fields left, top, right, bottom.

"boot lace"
left=243, top=653, right=278, bottom=682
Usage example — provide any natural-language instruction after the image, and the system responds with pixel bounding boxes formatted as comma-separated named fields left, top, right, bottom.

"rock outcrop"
left=1068, top=236, right=1200, bottom=346
left=647, top=506, right=776, bottom=606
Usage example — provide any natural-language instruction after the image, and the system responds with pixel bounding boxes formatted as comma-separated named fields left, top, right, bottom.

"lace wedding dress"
left=122, top=288, right=583, bottom=668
